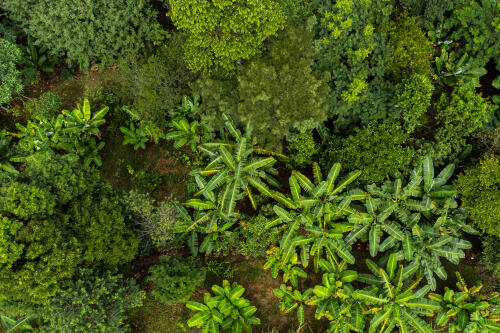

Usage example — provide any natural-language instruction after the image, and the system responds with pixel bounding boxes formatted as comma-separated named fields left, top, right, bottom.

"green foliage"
left=286, top=131, right=318, bottom=169
left=148, top=256, right=205, bottom=305
left=273, top=284, right=312, bottom=325
left=347, top=157, right=476, bottom=289
left=120, top=122, right=149, bottom=150
left=0, top=130, right=18, bottom=174
left=186, top=280, right=260, bottom=333
left=428, top=273, right=500, bottom=332
left=236, top=214, right=280, bottom=259
left=354, top=256, right=441, bottom=332
left=433, top=85, right=497, bottom=162
left=168, top=0, right=285, bottom=73
left=0, top=313, right=32, bottom=332
left=190, top=114, right=278, bottom=216
left=0, top=152, right=138, bottom=307
left=321, top=123, right=415, bottom=185
left=455, top=154, right=500, bottom=236
left=20, top=36, right=58, bottom=85
left=316, top=0, right=395, bottom=128
left=1, top=0, right=166, bottom=69
left=481, top=235, right=500, bottom=278
left=24, top=92, right=62, bottom=119
left=39, top=268, right=145, bottom=333
left=434, top=50, right=487, bottom=86
left=443, top=0, right=500, bottom=69
left=398, top=0, right=451, bottom=24
left=384, top=14, right=434, bottom=82
left=119, top=34, right=196, bottom=133
left=198, top=23, right=329, bottom=150
left=265, top=162, right=362, bottom=275
left=0, top=38, right=22, bottom=105
left=395, top=74, right=434, bottom=132
left=61, top=98, right=108, bottom=136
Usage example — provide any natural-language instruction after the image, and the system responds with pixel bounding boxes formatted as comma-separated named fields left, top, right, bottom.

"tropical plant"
left=72, top=137, right=105, bottom=167
left=165, top=117, right=202, bottom=151
left=168, top=0, right=285, bottom=73
left=0, top=130, right=18, bottom=174
left=120, top=122, right=149, bottom=150
left=191, top=114, right=279, bottom=216
left=286, top=131, right=318, bottom=168
left=24, top=91, right=62, bottom=119
left=148, top=256, right=205, bottom=305
left=0, top=313, right=32, bottom=332
left=434, top=50, right=486, bottom=86
left=61, top=98, right=108, bottom=136
left=305, top=257, right=365, bottom=332
left=346, top=157, right=476, bottom=289
left=186, top=280, right=260, bottom=333
left=14, top=115, right=72, bottom=153
left=273, top=284, right=312, bottom=325
left=354, top=254, right=441, bottom=333
left=395, top=74, right=434, bottom=132
left=265, top=162, right=362, bottom=275
left=20, top=35, right=58, bottom=84
left=428, top=272, right=500, bottom=332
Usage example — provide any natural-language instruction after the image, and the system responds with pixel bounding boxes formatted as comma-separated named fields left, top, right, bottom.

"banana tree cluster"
left=186, top=280, right=260, bottom=333
left=12, top=98, right=108, bottom=166
left=191, top=114, right=279, bottom=216
left=265, top=162, right=362, bottom=274
left=354, top=253, right=441, bottom=332
left=428, top=272, right=500, bottom=332
left=345, top=157, right=477, bottom=289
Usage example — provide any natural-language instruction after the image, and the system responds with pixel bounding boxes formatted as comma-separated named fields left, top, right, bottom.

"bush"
left=0, top=38, right=22, bottom=104
left=237, top=214, right=280, bottom=259
left=384, top=14, right=434, bottom=82
left=126, top=190, right=178, bottom=251
left=148, top=256, right=205, bottom=305
left=120, top=34, right=196, bottom=130
left=24, top=92, right=62, bottom=119
left=0, top=152, right=138, bottom=309
left=321, top=123, right=415, bottom=184
left=455, top=154, right=500, bottom=236
left=315, top=0, right=395, bottom=128
left=1, top=0, right=166, bottom=68
left=481, top=235, right=500, bottom=278
left=39, top=269, right=145, bottom=333
left=395, top=74, right=434, bottom=132
left=168, top=0, right=285, bottom=73
left=286, top=131, right=318, bottom=168
left=198, top=23, right=329, bottom=150
left=398, top=0, right=452, bottom=24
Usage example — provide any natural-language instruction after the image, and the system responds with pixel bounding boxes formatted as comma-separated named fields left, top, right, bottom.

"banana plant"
left=14, top=115, right=73, bottom=153
left=306, top=257, right=365, bottom=332
left=120, top=122, right=149, bottom=150
left=0, top=314, right=32, bottom=332
left=61, top=98, right=108, bottom=136
left=264, top=247, right=307, bottom=287
left=273, top=284, right=313, bottom=325
left=71, top=137, right=105, bottom=167
left=192, top=114, right=279, bottom=216
left=20, top=36, right=57, bottom=74
left=428, top=273, right=500, bottom=333
left=266, top=162, right=362, bottom=272
left=186, top=280, right=260, bottom=333
left=435, top=50, right=486, bottom=86
left=0, top=130, right=18, bottom=174
left=164, top=117, right=202, bottom=151
left=174, top=190, right=238, bottom=255
left=354, top=254, right=441, bottom=333
left=346, top=156, right=476, bottom=259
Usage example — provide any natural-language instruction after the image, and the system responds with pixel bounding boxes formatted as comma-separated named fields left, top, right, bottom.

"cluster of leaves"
left=148, top=256, right=205, bottom=305
left=0, top=38, right=22, bottom=104
left=1, top=0, right=167, bottom=69
left=15, top=98, right=108, bottom=166
left=395, top=74, right=434, bottom=132
left=0, top=152, right=138, bottom=310
left=168, top=0, right=286, bottom=73
left=455, top=154, right=500, bottom=236
left=186, top=280, right=260, bottom=333
left=38, top=268, right=145, bottom=333
left=197, top=22, right=329, bottom=150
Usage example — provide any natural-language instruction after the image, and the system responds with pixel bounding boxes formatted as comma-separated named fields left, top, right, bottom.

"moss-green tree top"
left=0, top=38, right=22, bottom=105
left=168, top=0, right=286, bottom=73
left=0, top=152, right=138, bottom=308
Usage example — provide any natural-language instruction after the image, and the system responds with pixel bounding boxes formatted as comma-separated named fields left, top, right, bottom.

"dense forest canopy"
left=0, top=0, right=499, bottom=332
